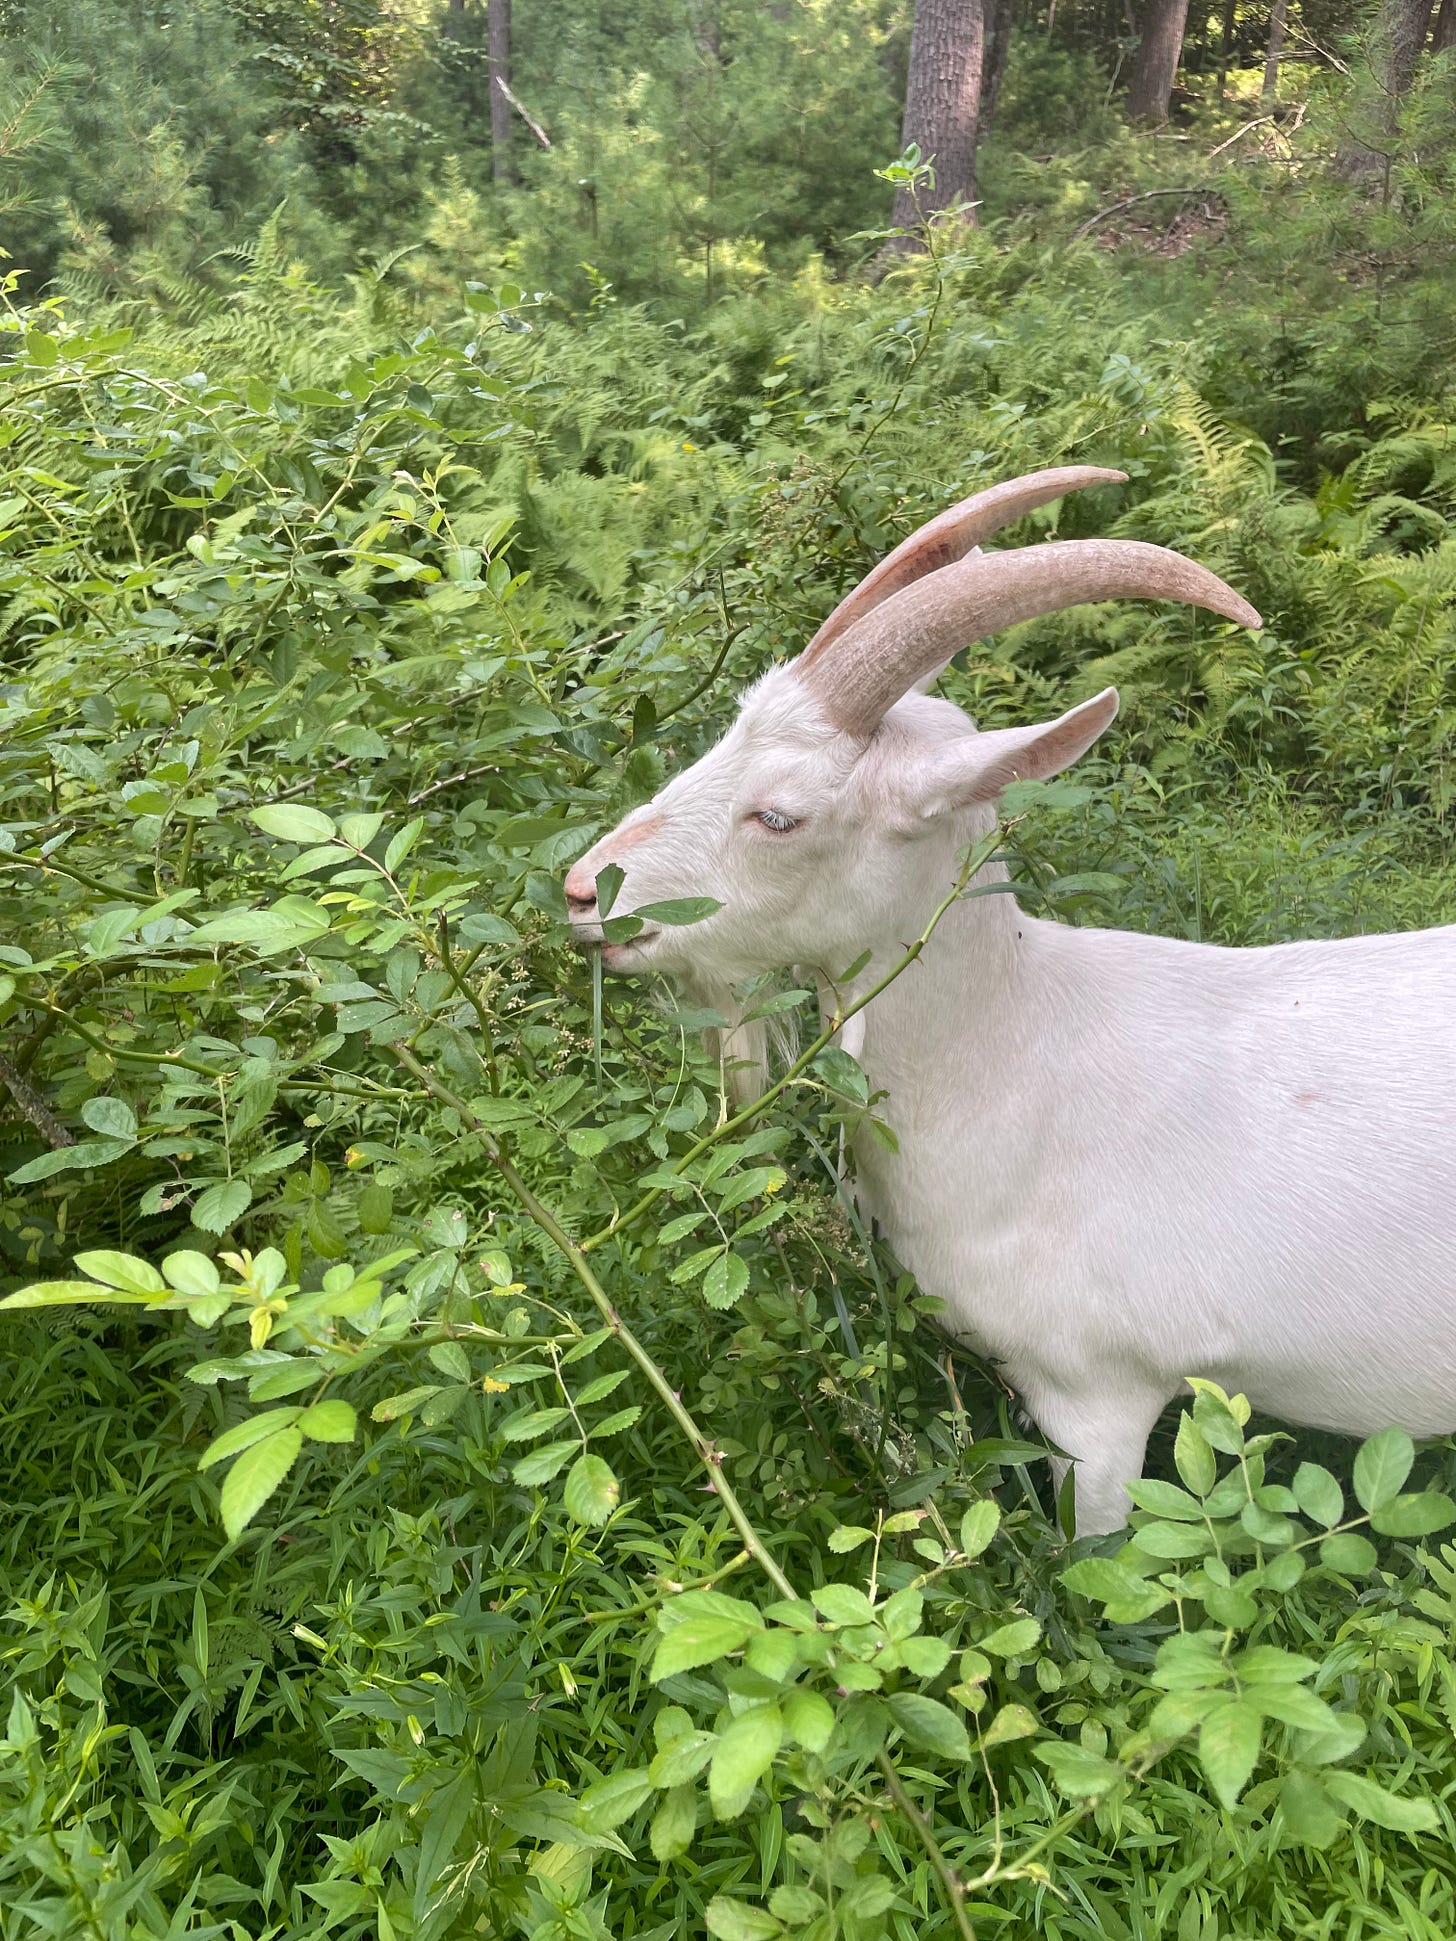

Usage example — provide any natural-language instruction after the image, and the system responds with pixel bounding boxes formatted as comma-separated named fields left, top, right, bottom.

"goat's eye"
left=754, top=808, right=800, bottom=834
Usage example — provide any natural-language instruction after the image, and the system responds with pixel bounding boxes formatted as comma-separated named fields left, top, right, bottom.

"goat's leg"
left=1023, top=1384, right=1170, bottom=1538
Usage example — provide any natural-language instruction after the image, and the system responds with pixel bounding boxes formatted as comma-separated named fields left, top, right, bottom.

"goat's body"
left=850, top=877, right=1456, bottom=1530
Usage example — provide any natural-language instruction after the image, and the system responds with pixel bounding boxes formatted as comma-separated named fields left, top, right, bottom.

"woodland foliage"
left=3, top=3, right=1456, bottom=1939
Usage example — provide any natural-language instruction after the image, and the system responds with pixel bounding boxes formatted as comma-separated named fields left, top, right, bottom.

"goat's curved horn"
left=796, top=539, right=1262, bottom=739
left=800, top=465, right=1130, bottom=665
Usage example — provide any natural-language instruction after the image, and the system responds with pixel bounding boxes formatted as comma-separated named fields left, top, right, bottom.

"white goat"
left=564, top=467, right=1456, bottom=1536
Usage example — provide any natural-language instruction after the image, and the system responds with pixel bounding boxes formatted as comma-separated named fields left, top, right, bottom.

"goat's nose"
left=564, top=864, right=598, bottom=911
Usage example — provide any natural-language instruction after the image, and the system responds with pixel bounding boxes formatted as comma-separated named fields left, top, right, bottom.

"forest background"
left=3, top=1, right=1456, bottom=1937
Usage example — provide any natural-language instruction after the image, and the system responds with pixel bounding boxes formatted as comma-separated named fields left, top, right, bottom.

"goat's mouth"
left=570, top=922, right=662, bottom=965
left=600, top=926, right=661, bottom=965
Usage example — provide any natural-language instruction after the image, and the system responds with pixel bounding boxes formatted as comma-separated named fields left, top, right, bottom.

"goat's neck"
left=833, top=833, right=1029, bottom=1090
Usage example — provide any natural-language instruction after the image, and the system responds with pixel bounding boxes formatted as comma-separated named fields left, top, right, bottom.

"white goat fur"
left=565, top=636, right=1456, bottom=1538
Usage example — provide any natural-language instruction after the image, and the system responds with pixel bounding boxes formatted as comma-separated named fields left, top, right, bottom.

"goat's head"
left=565, top=468, right=1260, bottom=991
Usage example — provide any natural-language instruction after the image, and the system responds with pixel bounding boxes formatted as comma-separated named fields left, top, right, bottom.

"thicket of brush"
left=4, top=5, right=1456, bottom=1936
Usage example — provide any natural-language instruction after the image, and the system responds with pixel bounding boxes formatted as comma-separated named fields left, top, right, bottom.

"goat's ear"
left=912, top=688, right=1119, bottom=819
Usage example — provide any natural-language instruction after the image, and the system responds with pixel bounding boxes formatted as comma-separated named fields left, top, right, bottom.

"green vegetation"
left=4, top=2, right=1456, bottom=1936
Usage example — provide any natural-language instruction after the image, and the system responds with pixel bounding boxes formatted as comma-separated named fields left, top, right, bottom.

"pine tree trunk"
left=1434, top=0, right=1456, bottom=53
left=489, top=0, right=513, bottom=186
left=1337, top=0, right=1435, bottom=171
left=980, top=0, right=1014, bottom=134
left=1261, top=0, right=1289, bottom=98
left=1125, top=0, right=1191, bottom=122
left=1377, top=0, right=1435, bottom=93
left=891, top=0, right=987, bottom=236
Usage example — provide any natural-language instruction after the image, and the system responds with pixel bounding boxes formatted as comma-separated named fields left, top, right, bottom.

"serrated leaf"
left=297, top=1399, right=356, bottom=1442
left=828, top=1525, right=874, bottom=1554
left=79, top=1097, right=137, bottom=1141
left=1352, top=1425, right=1414, bottom=1512
left=579, top=1768, right=654, bottom=1830
left=218, top=1427, right=303, bottom=1540
left=651, top=1616, right=756, bottom=1681
left=887, top=1692, right=971, bottom=1761
left=811, top=1582, right=875, bottom=1627
left=708, top=1704, right=783, bottom=1817
left=782, top=1687, right=834, bottom=1753
left=1198, top=1699, right=1263, bottom=1808
left=705, top=1897, right=780, bottom=1941
left=958, top=1499, right=999, bottom=1558
left=981, top=1702, right=1039, bottom=1747
left=1279, top=1769, right=1346, bottom=1846
left=563, top=1452, right=618, bottom=1526
left=384, top=816, right=424, bottom=873
left=162, top=1250, right=220, bottom=1299
left=1324, top=1770, right=1439, bottom=1832
left=1034, top=1740, right=1122, bottom=1797
left=512, top=1440, right=578, bottom=1486
left=650, top=1784, right=697, bottom=1860
left=703, top=1252, right=749, bottom=1309
left=371, top=1385, right=441, bottom=1421
left=979, top=1617, right=1040, bottom=1657
left=192, top=1180, right=253, bottom=1234
left=199, top=1408, right=304, bottom=1471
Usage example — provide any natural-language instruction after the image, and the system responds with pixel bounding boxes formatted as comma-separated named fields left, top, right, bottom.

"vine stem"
left=391, top=1042, right=798, bottom=1601
left=875, top=1750, right=979, bottom=1941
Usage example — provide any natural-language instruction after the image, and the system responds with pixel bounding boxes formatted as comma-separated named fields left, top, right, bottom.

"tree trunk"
left=891, top=0, right=986, bottom=237
left=980, top=0, right=1014, bottom=134
left=1434, top=0, right=1456, bottom=53
left=489, top=0, right=513, bottom=187
left=1215, top=0, right=1236, bottom=96
left=1125, top=0, right=1191, bottom=122
left=1261, top=0, right=1289, bottom=98
left=1376, top=0, right=1435, bottom=94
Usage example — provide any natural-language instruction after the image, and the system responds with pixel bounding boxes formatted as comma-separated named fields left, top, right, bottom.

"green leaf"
left=1319, top=1531, right=1378, bottom=1575
left=886, top=1692, right=971, bottom=1761
left=372, top=1385, right=442, bottom=1422
left=978, top=1617, right=1041, bottom=1658
left=1, top=1280, right=157, bottom=1309
left=1130, top=1519, right=1213, bottom=1560
left=828, top=1525, right=874, bottom=1554
left=511, top=1441, right=578, bottom=1486
left=385, top=816, right=425, bottom=872
left=1197, top=1699, right=1263, bottom=1807
left=187, top=902, right=330, bottom=954
left=703, top=1252, right=749, bottom=1309
left=958, top=1499, right=1000, bottom=1558
left=162, top=1251, right=220, bottom=1299
left=73, top=1249, right=164, bottom=1294
left=297, top=1399, right=357, bottom=1443
left=652, top=1616, right=757, bottom=1681
left=251, top=804, right=337, bottom=843
left=981, top=1703, right=1040, bottom=1747
left=704, top=1897, right=780, bottom=1941
left=1034, top=1741, right=1122, bottom=1798
left=650, top=1784, right=697, bottom=1860
left=783, top=1687, right=834, bottom=1753
left=218, top=1427, right=303, bottom=1540
left=1279, top=1769, right=1346, bottom=1846
left=192, top=1180, right=253, bottom=1234
left=1370, top=1490, right=1456, bottom=1538
left=1324, top=1770, right=1439, bottom=1832
left=580, top=1768, right=654, bottom=1830
left=811, top=1582, right=875, bottom=1627
left=563, top=1453, right=619, bottom=1526
left=1352, top=1425, right=1414, bottom=1512
left=339, top=811, right=384, bottom=849
left=1291, top=1461, right=1343, bottom=1528
left=708, top=1703, right=783, bottom=1817
left=635, top=897, right=723, bottom=925
left=199, top=1408, right=304, bottom=1471
left=1126, top=1477, right=1206, bottom=1521
left=79, top=1097, right=137, bottom=1141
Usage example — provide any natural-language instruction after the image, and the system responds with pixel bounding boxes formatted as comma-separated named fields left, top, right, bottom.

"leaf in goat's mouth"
left=632, top=897, right=723, bottom=926
left=601, top=913, right=648, bottom=944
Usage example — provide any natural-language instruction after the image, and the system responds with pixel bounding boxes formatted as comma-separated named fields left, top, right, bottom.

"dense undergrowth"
left=4, top=120, right=1456, bottom=1939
